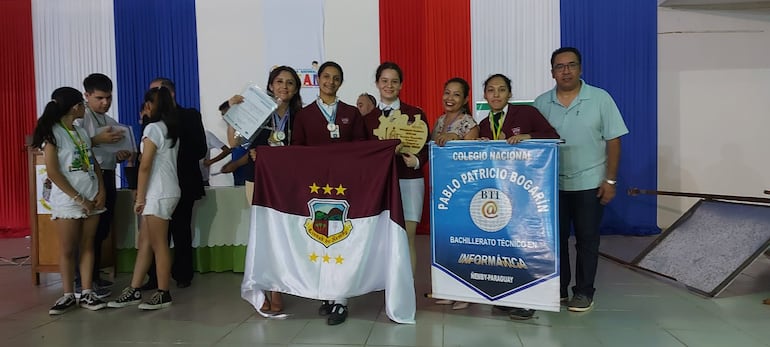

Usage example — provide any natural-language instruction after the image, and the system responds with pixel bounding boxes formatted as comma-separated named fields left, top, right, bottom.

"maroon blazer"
left=363, top=102, right=429, bottom=179
left=291, top=100, right=367, bottom=146
left=478, top=104, right=559, bottom=140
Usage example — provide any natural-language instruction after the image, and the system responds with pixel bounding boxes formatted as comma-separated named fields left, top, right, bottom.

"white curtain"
left=470, top=0, right=559, bottom=113
left=32, top=0, right=118, bottom=119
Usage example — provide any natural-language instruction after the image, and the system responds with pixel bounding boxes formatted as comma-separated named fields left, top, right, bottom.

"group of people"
left=35, top=46, right=628, bottom=324
left=215, top=47, right=627, bottom=324
left=34, top=75, right=208, bottom=315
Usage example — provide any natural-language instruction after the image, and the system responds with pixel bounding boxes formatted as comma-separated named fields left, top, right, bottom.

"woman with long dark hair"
left=109, top=86, right=180, bottom=310
left=223, top=65, right=303, bottom=204
left=222, top=65, right=303, bottom=313
left=433, top=77, right=479, bottom=146
left=431, top=77, right=478, bottom=310
left=32, top=87, right=107, bottom=315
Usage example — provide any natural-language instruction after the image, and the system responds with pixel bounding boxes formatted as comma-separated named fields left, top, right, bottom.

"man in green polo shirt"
left=533, top=47, right=629, bottom=313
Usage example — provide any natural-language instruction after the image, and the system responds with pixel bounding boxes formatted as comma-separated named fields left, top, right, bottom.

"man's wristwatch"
left=605, top=179, right=617, bottom=185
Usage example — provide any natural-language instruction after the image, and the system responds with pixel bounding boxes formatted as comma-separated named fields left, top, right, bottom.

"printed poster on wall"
left=430, top=140, right=560, bottom=312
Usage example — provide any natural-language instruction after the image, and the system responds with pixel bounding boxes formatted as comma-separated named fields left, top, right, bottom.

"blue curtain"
left=113, top=0, right=200, bottom=187
left=560, top=0, right=659, bottom=235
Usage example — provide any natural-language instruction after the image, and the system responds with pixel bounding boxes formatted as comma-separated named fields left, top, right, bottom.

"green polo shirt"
left=533, top=80, right=628, bottom=191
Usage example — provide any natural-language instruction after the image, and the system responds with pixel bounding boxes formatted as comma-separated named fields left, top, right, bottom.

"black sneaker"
left=318, top=300, right=333, bottom=316
left=108, top=287, right=142, bottom=308
left=79, top=292, right=107, bottom=311
left=49, top=295, right=76, bottom=315
left=327, top=304, right=348, bottom=325
left=138, top=290, right=172, bottom=310
left=567, top=294, right=593, bottom=312
left=508, top=308, right=536, bottom=320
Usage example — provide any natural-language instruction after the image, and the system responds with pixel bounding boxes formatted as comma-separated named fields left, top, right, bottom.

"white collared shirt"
left=317, top=97, right=339, bottom=115
left=378, top=98, right=401, bottom=112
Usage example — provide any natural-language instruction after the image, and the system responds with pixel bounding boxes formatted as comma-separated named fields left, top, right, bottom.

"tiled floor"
left=1, top=235, right=769, bottom=347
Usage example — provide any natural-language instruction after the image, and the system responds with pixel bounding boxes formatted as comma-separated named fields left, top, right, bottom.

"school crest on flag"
left=304, top=198, right=353, bottom=247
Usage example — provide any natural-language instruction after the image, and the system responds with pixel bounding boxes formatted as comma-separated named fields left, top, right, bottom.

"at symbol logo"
left=481, top=201, right=498, bottom=218
left=469, top=188, right=513, bottom=232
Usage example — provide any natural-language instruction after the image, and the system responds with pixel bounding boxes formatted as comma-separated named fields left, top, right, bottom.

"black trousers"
left=169, top=196, right=195, bottom=282
left=147, top=195, right=196, bottom=284
left=559, top=188, right=604, bottom=299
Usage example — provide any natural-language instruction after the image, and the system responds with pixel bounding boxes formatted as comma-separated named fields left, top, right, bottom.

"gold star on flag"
left=322, top=254, right=331, bottom=263
left=322, top=184, right=333, bottom=195
left=309, top=252, right=318, bottom=262
left=335, top=255, right=344, bottom=264
left=309, top=183, right=320, bottom=194
left=334, top=184, right=347, bottom=196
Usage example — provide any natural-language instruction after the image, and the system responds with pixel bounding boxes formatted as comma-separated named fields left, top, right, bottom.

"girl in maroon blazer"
left=362, top=62, right=428, bottom=275
left=222, top=65, right=304, bottom=314
left=291, top=61, right=366, bottom=146
left=291, top=61, right=365, bottom=326
left=478, top=74, right=559, bottom=142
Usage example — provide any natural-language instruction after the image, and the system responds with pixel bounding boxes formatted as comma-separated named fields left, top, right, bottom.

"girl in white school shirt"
left=109, top=86, right=180, bottom=310
left=32, top=87, right=107, bottom=315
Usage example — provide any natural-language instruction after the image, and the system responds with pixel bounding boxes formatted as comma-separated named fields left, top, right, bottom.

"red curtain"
left=380, top=0, right=472, bottom=233
left=0, top=0, right=36, bottom=237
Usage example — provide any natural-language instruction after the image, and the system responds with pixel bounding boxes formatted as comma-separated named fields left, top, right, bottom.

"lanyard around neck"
left=86, top=107, right=106, bottom=127
left=271, top=108, right=290, bottom=132
left=60, top=121, right=91, bottom=171
left=490, top=111, right=506, bottom=140
left=316, top=98, right=337, bottom=124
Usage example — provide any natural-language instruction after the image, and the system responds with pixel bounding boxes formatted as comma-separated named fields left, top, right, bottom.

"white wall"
left=658, top=7, right=770, bottom=227
left=196, top=0, right=265, bottom=186
left=323, top=0, right=381, bottom=104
